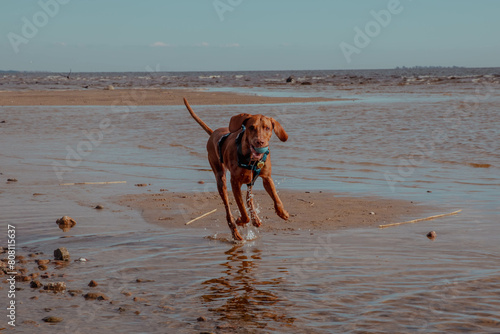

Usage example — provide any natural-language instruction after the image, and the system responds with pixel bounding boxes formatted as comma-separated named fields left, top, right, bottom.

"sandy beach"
left=0, top=88, right=338, bottom=106
left=118, top=190, right=426, bottom=233
left=1, top=70, right=499, bottom=333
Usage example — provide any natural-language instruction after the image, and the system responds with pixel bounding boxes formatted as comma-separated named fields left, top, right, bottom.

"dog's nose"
left=255, top=140, right=265, bottom=147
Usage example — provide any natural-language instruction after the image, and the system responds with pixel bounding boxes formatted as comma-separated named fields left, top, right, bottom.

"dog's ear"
left=271, top=118, right=288, bottom=142
left=229, top=113, right=252, bottom=132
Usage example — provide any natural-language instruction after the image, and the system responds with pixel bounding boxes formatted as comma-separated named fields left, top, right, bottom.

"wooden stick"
left=60, top=181, right=127, bottom=186
left=185, top=209, right=217, bottom=225
left=379, top=209, right=462, bottom=229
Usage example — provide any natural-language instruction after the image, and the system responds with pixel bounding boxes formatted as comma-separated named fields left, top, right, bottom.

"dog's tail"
left=183, top=98, right=213, bottom=136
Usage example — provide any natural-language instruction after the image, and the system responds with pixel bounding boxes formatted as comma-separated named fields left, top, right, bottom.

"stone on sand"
left=56, top=216, right=76, bottom=232
left=54, top=247, right=70, bottom=261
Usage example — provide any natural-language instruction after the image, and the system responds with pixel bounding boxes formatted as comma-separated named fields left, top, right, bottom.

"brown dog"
left=184, top=98, right=289, bottom=240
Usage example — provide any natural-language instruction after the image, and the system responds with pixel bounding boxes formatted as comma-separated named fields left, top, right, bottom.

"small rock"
left=136, top=278, right=155, bottom=283
left=7, top=178, right=18, bottom=182
left=369, top=211, right=375, bottom=215
left=197, top=316, right=207, bottom=322
left=30, top=280, right=43, bottom=289
left=135, top=183, right=148, bottom=187
left=286, top=76, right=295, bottom=83
left=0, top=120, right=5, bottom=123
left=38, top=264, right=48, bottom=271
left=427, top=231, right=437, bottom=240
left=56, top=216, right=76, bottom=232
left=53, top=260, right=68, bottom=267
left=133, top=296, right=149, bottom=303
left=67, top=289, right=82, bottom=297
left=198, top=180, right=205, bottom=184
left=427, top=190, right=432, bottom=193
left=42, top=316, right=63, bottom=323
left=88, top=280, right=98, bottom=287
left=54, top=247, right=70, bottom=261
left=44, top=282, right=66, bottom=292
left=75, top=257, right=88, bottom=262
left=301, top=81, right=312, bottom=85
left=83, top=292, right=109, bottom=300
left=95, top=205, right=104, bottom=210
left=217, top=323, right=236, bottom=330
left=36, top=259, right=50, bottom=265
left=104, top=85, right=114, bottom=90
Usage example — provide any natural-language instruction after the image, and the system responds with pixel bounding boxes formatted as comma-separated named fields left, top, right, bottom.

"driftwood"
left=379, top=209, right=462, bottom=228
left=60, top=181, right=126, bottom=186
left=185, top=209, right=217, bottom=225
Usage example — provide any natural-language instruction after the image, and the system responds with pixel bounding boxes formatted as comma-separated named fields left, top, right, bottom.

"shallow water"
left=1, top=72, right=500, bottom=332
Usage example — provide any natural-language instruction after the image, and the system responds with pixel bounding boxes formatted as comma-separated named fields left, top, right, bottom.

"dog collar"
left=235, top=125, right=269, bottom=186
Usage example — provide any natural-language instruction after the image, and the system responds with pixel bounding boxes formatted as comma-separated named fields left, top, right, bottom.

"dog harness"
left=218, top=125, right=270, bottom=187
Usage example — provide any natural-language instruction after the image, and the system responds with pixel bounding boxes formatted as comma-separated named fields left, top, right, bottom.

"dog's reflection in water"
left=201, top=245, right=295, bottom=330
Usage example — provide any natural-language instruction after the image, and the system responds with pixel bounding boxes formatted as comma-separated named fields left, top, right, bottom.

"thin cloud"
left=150, top=41, right=170, bottom=47
left=223, top=43, right=240, bottom=48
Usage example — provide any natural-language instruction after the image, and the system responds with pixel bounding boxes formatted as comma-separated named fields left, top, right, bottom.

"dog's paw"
left=235, top=216, right=249, bottom=226
left=231, top=228, right=244, bottom=241
left=276, top=207, right=289, bottom=220
left=251, top=217, right=262, bottom=228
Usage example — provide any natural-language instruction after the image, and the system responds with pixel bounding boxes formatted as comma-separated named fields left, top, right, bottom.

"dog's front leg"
left=246, top=186, right=262, bottom=227
left=231, top=177, right=250, bottom=227
left=215, top=170, right=243, bottom=241
left=262, top=176, right=289, bottom=220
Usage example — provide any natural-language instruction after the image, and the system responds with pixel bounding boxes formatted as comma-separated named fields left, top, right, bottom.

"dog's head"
left=229, top=113, right=288, bottom=160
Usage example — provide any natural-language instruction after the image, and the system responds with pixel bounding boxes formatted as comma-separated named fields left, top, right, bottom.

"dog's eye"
left=249, top=125, right=256, bottom=130
left=265, top=126, right=271, bottom=131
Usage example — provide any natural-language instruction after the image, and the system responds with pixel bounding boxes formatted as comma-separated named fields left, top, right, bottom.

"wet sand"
left=118, top=190, right=426, bottom=232
left=0, top=88, right=339, bottom=106
left=1, top=73, right=499, bottom=332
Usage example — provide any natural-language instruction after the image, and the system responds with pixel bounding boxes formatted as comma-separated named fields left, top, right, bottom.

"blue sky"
left=1, top=0, right=499, bottom=72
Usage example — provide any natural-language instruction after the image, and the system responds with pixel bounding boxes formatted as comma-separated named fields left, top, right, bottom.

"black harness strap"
left=218, top=125, right=270, bottom=187
left=235, top=125, right=270, bottom=186
left=218, top=132, right=231, bottom=163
